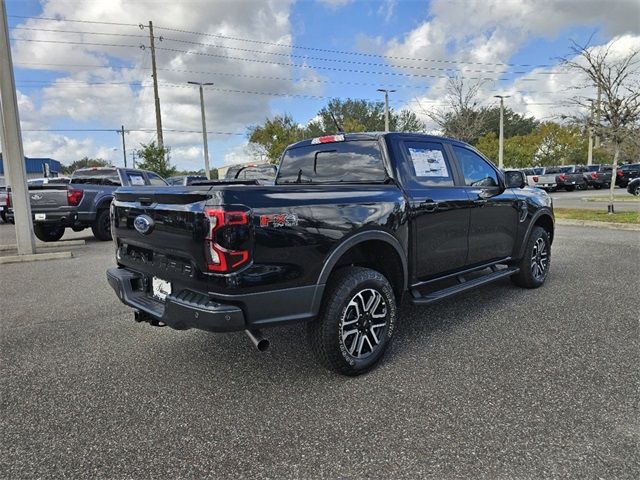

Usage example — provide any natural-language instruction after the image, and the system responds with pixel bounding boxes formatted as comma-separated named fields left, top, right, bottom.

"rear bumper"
left=107, top=267, right=246, bottom=332
left=107, top=267, right=324, bottom=332
left=32, top=208, right=78, bottom=226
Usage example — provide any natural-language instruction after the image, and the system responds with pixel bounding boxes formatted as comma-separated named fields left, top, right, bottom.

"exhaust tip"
left=245, top=329, right=270, bottom=352
left=256, top=338, right=270, bottom=352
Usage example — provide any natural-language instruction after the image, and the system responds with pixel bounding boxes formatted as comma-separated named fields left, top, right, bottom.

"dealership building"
left=0, top=154, right=63, bottom=186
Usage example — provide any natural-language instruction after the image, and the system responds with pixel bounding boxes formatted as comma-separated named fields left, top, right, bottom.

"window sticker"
left=409, top=148, right=449, bottom=177
left=129, top=174, right=145, bottom=186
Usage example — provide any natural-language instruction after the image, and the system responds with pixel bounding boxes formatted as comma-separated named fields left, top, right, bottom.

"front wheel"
left=511, top=226, right=551, bottom=289
left=34, top=224, right=65, bottom=242
left=91, top=208, right=111, bottom=241
left=632, top=184, right=640, bottom=196
left=308, top=267, right=397, bottom=376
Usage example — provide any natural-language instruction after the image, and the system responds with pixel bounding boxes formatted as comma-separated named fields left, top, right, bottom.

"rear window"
left=546, top=166, right=572, bottom=174
left=226, top=165, right=276, bottom=181
left=277, top=140, right=386, bottom=184
left=71, top=169, right=121, bottom=186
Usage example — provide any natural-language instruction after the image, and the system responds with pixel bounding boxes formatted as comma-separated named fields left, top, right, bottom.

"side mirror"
left=504, top=170, right=526, bottom=189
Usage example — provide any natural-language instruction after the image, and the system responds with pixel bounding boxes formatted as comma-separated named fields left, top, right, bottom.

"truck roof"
left=286, top=132, right=469, bottom=150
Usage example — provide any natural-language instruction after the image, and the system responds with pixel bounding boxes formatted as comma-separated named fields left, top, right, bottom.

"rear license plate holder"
left=152, top=277, right=172, bottom=301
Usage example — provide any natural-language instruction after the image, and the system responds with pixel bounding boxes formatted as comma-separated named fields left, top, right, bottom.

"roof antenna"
left=329, top=111, right=345, bottom=134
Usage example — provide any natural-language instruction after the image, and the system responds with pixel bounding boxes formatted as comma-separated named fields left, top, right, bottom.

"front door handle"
left=421, top=201, right=438, bottom=212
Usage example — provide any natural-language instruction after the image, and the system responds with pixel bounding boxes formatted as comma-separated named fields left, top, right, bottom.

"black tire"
left=0, top=211, right=6, bottom=223
left=33, top=224, right=65, bottom=242
left=91, top=208, right=111, bottom=241
left=565, top=185, right=575, bottom=192
left=511, top=226, right=551, bottom=289
left=308, top=266, right=397, bottom=376
left=632, top=184, right=640, bottom=196
left=593, top=184, right=602, bottom=190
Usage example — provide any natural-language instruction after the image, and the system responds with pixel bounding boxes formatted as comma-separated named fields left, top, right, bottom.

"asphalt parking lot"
left=1, top=223, right=638, bottom=478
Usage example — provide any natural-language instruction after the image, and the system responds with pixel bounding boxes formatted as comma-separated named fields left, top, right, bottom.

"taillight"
left=532, top=176, right=539, bottom=183
left=67, top=188, right=83, bottom=206
left=591, top=172, right=598, bottom=179
left=204, top=208, right=251, bottom=272
left=6, top=193, right=10, bottom=208
left=558, top=174, right=567, bottom=182
left=617, top=170, right=624, bottom=177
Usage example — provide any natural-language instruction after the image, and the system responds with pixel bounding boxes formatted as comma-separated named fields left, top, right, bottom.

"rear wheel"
left=91, top=208, right=111, bottom=241
left=632, top=184, right=640, bottom=196
left=565, top=185, right=575, bottom=192
left=511, top=226, right=551, bottom=289
left=0, top=211, right=6, bottom=223
left=308, top=267, right=397, bottom=376
left=34, top=224, right=65, bottom=242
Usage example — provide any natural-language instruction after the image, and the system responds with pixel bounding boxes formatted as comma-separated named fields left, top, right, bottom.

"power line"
left=160, top=36, right=540, bottom=75
left=14, top=61, right=582, bottom=97
left=11, top=34, right=566, bottom=80
left=22, top=128, right=246, bottom=135
left=151, top=23, right=553, bottom=69
left=8, top=14, right=138, bottom=27
left=9, top=14, right=554, bottom=69
left=12, top=26, right=147, bottom=39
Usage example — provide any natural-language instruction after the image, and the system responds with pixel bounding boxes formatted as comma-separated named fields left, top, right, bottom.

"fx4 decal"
left=259, top=213, right=299, bottom=228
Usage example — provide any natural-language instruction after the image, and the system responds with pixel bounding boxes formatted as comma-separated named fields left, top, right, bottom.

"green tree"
left=535, top=123, right=586, bottom=166
left=247, top=114, right=305, bottom=162
left=480, top=106, right=539, bottom=139
left=62, top=157, right=109, bottom=175
left=306, top=98, right=426, bottom=135
left=135, top=141, right=176, bottom=178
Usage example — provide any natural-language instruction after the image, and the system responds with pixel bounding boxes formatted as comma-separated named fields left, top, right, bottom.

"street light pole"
left=0, top=0, right=35, bottom=254
left=377, top=88, right=396, bottom=132
left=587, top=99, right=594, bottom=166
left=188, top=81, right=213, bottom=179
left=494, top=95, right=510, bottom=170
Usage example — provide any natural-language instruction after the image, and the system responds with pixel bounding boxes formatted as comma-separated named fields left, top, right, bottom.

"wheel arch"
left=517, top=210, right=554, bottom=259
left=95, top=195, right=113, bottom=212
left=317, top=231, right=408, bottom=301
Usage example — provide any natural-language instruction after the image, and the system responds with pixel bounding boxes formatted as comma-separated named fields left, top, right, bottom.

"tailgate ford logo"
left=31, top=194, right=42, bottom=200
left=134, top=215, right=154, bottom=235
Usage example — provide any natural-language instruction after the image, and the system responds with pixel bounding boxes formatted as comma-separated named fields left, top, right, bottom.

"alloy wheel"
left=531, top=237, right=548, bottom=281
left=340, top=288, right=388, bottom=359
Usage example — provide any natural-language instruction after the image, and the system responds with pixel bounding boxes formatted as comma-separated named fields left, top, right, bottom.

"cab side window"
left=146, top=172, right=167, bottom=186
left=401, top=141, right=454, bottom=187
left=453, top=146, right=499, bottom=187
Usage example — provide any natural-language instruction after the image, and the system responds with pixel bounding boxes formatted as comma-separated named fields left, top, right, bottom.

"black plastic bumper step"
left=409, top=267, right=519, bottom=305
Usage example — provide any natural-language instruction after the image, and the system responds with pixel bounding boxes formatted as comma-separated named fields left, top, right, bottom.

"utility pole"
left=595, top=83, right=601, bottom=148
left=117, top=125, right=128, bottom=167
left=377, top=88, right=395, bottom=132
left=0, top=0, right=35, bottom=254
left=188, top=81, right=213, bottom=179
left=587, top=100, right=594, bottom=166
left=494, top=95, right=510, bottom=170
left=148, top=21, right=163, bottom=149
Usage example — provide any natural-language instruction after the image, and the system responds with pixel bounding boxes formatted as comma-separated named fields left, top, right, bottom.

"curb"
left=0, top=239, right=86, bottom=252
left=0, top=251, right=73, bottom=265
left=556, top=219, right=640, bottom=231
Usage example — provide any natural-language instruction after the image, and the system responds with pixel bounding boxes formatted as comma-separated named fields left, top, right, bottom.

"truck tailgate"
left=28, top=185, right=70, bottom=216
left=112, top=187, right=214, bottom=277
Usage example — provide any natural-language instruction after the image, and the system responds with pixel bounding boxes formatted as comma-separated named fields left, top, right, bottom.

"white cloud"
left=9, top=0, right=305, bottom=168
left=316, top=0, right=352, bottom=9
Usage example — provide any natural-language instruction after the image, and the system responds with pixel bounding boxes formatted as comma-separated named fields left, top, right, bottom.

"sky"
left=3, top=0, right=639, bottom=171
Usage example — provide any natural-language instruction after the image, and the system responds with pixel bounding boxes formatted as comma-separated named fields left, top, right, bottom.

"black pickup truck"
left=107, top=133, right=554, bottom=375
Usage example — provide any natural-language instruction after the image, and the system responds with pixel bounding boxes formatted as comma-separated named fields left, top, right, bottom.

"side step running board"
left=409, top=267, right=519, bottom=306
